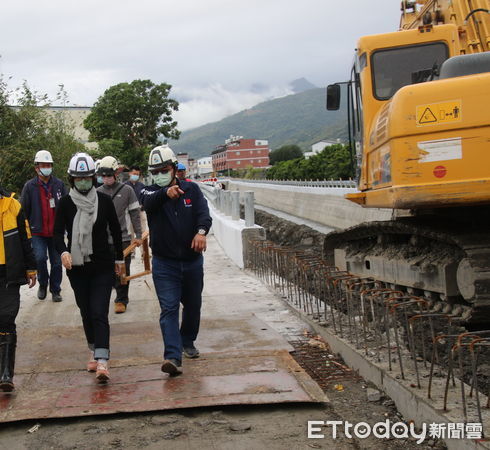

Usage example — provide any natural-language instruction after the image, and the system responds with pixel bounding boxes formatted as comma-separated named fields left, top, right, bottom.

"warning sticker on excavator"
left=416, top=100, right=462, bottom=126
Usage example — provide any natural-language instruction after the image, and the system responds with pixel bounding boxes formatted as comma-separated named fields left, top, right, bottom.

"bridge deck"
left=1, top=236, right=326, bottom=422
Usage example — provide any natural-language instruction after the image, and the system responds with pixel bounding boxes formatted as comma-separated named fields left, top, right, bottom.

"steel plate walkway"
left=0, top=236, right=327, bottom=422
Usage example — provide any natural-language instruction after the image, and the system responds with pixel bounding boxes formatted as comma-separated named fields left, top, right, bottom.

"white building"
left=12, top=106, right=97, bottom=150
left=197, top=156, right=213, bottom=177
left=304, top=139, right=340, bottom=159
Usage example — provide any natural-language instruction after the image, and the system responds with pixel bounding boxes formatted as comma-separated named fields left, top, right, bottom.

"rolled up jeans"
left=67, top=263, right=113, bottom=360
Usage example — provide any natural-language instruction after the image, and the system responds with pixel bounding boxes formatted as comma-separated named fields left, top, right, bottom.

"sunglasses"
left=150, top=168, right=172, bottom=176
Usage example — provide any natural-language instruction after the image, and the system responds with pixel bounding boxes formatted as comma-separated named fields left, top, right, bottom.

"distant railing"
left=226, top=178, right=357, bottom=188
left=199, top=183, right=256, bottom=227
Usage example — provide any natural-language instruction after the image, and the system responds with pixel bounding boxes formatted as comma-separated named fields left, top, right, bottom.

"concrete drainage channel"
left=245, top=229, right=490, bottom=450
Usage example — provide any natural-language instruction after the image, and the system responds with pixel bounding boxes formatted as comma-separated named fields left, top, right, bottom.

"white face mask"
left=153, top=172, right=173, bottom=187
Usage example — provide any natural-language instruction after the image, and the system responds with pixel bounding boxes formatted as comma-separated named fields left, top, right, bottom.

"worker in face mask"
left=20, top=150, right=67, bottom=303
left=125, top=165, right=148, bottom=238
left=140, top=145, right=212, bottom=377
left=96, top=156, right=143, bottom=314
left=53, top=153, right=124, bottom=384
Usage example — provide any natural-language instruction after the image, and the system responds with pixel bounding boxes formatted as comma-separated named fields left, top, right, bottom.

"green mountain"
left=169, top=87, right=347, bottom=159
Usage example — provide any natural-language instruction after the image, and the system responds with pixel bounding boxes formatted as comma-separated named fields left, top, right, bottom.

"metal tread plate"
left=0, top=316, right=327, bottom=423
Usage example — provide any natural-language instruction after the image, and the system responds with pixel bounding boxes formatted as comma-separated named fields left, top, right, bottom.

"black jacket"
left=0, top=188, right=37, bottom=286
left=54, top=191, right=123, bottom=270
left=141, top=180, right=212, bottom=260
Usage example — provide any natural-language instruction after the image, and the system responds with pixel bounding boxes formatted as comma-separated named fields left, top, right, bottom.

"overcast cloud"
left=1, top=1, right=400, bottom=130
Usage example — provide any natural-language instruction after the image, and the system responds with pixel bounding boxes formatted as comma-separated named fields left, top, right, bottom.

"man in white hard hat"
left=97, top=156, right=142, bottom=314
left=21, top=150, right=67, bottom=302
left=141, top=144, right=212, bottom=376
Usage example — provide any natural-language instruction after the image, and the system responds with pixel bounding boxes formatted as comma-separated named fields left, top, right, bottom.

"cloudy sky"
left=1, top=1, right=400, bottom=130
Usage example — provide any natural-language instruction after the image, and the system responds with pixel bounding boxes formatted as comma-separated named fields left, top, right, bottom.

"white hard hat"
left=34, top=150, right=54, bottom=164
left=67, top=153, right=96, bottom=177
left=148, top=144, right=177, bottom=170
left=98, top=156, right=119, bottom=175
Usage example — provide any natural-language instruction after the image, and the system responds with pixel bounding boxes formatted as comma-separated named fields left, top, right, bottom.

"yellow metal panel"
left=416, top=100, right=462, bottom=126
left=361, top=179, right=490, bottom=209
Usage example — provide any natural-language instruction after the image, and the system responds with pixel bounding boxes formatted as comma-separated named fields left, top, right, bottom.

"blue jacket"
left=140, top=180, right=212, bottom=261
left=20, top=176, right=67, bottom=235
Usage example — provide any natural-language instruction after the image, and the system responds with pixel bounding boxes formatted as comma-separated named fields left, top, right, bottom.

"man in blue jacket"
left=21, top=150, right=66, bottom=302
left=141, top=145, right=212, bottom=376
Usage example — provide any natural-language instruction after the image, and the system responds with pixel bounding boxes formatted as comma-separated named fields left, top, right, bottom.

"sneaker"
left=161, top=359, right=183, bottom=376
left=183, top=346, right=200, bottom=359
left=52, top=292, right=63, bottom=302
left=96, top=361, right=110, bottom=382
left=87, top=353, right=97, bottom=372
left=37, top=286, right=47, bottom=300
left=114, top=302, right=127, bottom=314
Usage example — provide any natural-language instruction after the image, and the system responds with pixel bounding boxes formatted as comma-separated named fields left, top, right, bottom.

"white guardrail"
left=224, top=178, right=357, bottom=188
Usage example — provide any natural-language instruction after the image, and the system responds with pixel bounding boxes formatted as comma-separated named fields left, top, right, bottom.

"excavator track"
left=323, top=216, right=490, bottom=324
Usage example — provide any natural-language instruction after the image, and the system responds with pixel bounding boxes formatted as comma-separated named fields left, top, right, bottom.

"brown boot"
left=114, top=302, right=127, bottom=314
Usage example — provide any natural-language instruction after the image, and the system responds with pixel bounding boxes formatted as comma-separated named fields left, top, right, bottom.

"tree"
left=84, top=80, right=180, bottom=168
left=269, top=144, right=303, bottom=165
left=0, top=77, right=85, bottom=194
left=266, top=144, right=353, bottom=181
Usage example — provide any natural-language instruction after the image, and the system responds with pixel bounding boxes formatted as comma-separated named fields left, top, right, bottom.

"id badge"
left=49, top=198, right=55, bottom=208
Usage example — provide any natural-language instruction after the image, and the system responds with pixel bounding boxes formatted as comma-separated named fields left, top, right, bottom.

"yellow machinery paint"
left=324, top=1, right=490, bottom=321
left=341, top=1, right=490, bottom=210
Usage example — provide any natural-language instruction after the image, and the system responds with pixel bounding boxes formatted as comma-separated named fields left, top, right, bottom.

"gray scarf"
left=69, top=187, right=98, bottom=266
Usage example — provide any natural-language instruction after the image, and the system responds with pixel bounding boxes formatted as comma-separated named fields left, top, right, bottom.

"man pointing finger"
left=141, top=144, right=212, bottom=377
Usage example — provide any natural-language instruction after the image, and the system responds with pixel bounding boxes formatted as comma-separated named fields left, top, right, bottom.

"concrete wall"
left=227, top=180, right=394, bottom=230
left=203, top=188, right=265, bottom=268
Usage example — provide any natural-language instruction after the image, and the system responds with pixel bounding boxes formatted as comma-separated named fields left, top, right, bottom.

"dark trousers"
left=152, top=255, right=203, bottom=361
left=114, top=241, right=131, bottom=305
left=67, top=264, right=113, bottom=360
left=31, top=235, right=62, bottom=293
left=0, top=278, right=20, bottom=334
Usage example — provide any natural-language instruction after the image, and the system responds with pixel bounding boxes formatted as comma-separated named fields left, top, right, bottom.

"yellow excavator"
left=325, top=0, right=490, bottom=323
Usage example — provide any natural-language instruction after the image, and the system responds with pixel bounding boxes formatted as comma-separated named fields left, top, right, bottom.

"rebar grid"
left=289, top=331, right=362, bottom=391
left=247, top=238, right=490, bottom=426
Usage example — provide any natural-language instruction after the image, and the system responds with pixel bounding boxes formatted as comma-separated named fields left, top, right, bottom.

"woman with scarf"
left=54, top=153, right=124, bottom=383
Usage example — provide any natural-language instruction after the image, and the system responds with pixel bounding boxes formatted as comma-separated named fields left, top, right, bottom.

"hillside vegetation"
left=169, top=88, right=347, bottom=159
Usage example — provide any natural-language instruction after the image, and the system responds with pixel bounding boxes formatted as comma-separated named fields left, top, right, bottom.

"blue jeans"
left=152, top=255, right=203, bottom=361
left=31, top=236, right=62, bottom=293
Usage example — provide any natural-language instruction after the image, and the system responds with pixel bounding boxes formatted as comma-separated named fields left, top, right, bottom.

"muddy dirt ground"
left=0, top=373, right=445, bottom=449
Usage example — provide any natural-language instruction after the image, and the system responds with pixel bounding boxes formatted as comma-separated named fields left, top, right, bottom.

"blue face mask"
left=97, top=176, right=103, bottom=185
left=40, top=167, right=52, bottom=177
left=130, top=174, right=140, bottom=182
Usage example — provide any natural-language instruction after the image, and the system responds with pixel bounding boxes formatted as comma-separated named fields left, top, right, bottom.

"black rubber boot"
left=0, top=333, right=16, bottom=392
